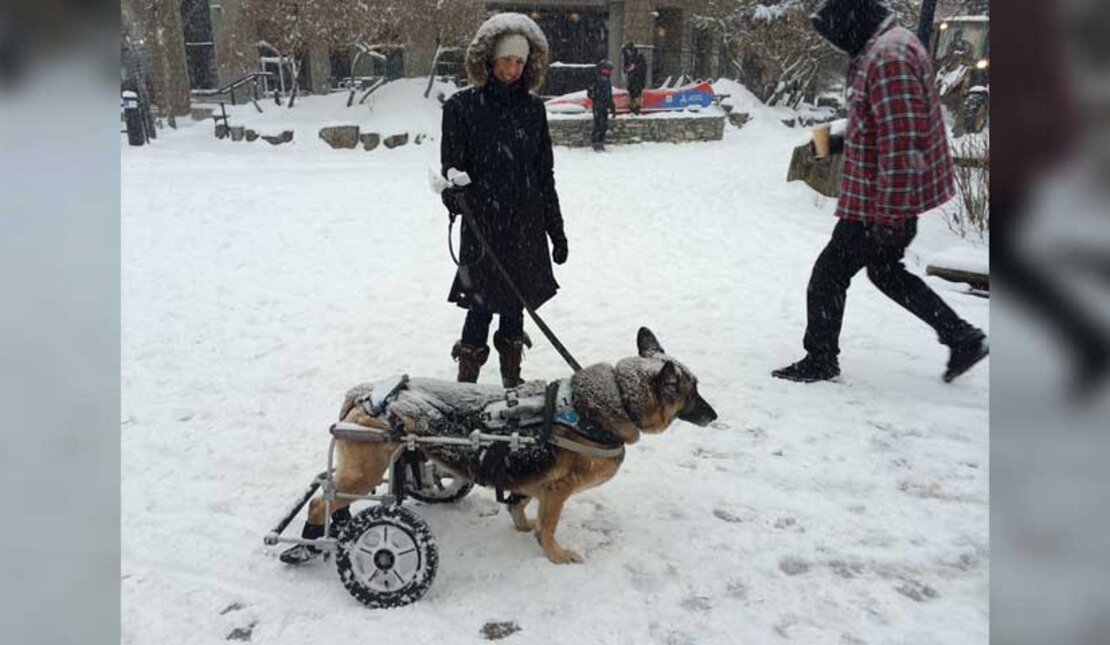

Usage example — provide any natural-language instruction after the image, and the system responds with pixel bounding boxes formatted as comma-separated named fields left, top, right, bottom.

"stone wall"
left=547, top=112, right=725, bottom=147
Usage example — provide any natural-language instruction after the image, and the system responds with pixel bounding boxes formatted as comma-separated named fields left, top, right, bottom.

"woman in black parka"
left=441, top=13, right=568, bottom=388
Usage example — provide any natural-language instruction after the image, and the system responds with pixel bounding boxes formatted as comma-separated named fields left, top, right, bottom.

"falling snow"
left=122, top=78, right=987, bottom=644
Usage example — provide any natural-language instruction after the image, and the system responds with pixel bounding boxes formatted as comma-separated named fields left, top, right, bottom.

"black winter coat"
left=588, top=74, right=616, bottom=116
left=441, top=78, right=566, bottom=314
left=622, top=50, right=646, bottom=95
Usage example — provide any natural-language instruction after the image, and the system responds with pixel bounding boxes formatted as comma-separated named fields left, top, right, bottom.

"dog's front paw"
left=545, top=547, right=584, bottom=564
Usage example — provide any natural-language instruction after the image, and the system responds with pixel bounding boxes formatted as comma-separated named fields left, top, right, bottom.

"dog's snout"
left=678, top=391, right=718, bottom=427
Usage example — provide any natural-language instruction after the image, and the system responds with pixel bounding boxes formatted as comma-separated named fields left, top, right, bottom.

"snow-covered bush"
left=943, top=132, right=990, bottom=240
left=693, top=0, right=972, bottom=109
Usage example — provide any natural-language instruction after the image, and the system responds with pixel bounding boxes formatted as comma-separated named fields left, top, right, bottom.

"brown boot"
left=493, top=331, right=525, bottom=388
left=451, top=341, right=489, bottom=383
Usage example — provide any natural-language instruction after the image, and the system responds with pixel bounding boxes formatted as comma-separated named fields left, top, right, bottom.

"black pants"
left=591, top=109, right=609, bottom=145
left=462, top=302, right=523, bottom=347
left=803, top=218, right=974, bottom=359
left=629, top=88, right=643, bottom=114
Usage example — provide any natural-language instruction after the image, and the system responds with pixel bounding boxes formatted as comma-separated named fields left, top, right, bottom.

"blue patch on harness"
left=554, top=409, right=579, bottom=426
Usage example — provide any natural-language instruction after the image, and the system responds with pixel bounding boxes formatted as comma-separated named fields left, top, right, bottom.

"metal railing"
left=191, top=71, right=273, bottom=110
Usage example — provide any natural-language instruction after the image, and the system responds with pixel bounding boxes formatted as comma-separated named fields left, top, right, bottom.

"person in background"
left=621, top=42, right=646, bottom=115
left=772, top=0, right=988, bottom=384
left=587, top=59, right=617, bottom=151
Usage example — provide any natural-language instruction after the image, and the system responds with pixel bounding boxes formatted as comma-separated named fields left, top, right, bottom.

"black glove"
left=550, top=233, right=568, bottom=265
left=442, top=188, right=467, bottom=218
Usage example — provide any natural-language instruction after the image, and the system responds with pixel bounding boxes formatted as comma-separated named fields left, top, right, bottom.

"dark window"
left=330, top=49, right=352, bottom=88
left=180, top=0, right=217, bottom=89
left=488, top=5, right=608, bottom=64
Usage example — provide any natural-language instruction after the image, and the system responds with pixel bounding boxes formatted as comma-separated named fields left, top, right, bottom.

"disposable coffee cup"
left=812, top=125, right=831, bottom=159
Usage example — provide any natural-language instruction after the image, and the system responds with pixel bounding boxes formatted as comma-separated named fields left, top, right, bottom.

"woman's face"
left=492, top=56, right=526, bottom=84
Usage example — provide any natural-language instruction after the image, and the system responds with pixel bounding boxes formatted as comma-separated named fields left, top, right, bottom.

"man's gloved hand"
left=550, top=233, right=568, bottom=265
left=442, top=188, right=467, bottom=218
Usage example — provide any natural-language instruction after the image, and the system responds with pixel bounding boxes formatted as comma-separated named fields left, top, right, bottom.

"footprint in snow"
left=725, top=579, right=748, bottom=599
left=713, top=509, right=744, bottom=524
left=829, top=559, right=865, bottom=579
left=481, top=621, right=521, bottom=640
left=226, top=622, right=256, bottom=641
left=773, top=517, right=803, bottom=531
left=779, top=556, right=810, bottom=576
left=895, top=579, right=939, bottom=602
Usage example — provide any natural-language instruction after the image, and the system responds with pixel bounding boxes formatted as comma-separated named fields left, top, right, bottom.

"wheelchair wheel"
left=405, top=461, right=474, bottom=504
left=335, top=505, right=437, bottom=608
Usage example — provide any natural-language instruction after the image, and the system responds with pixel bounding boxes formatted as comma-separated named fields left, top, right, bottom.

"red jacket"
left=836, top=20, right=956, bottom=224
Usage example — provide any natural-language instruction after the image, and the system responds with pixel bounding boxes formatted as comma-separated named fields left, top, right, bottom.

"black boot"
left=452, top=341, right=490, bottom=383
left=493, top=331, right=526, bottom=388
left=278, top=507, right=351, bottom=565
left=772, top=354, right=840, bottom=383
left=943, top=329, right=989, bottom=383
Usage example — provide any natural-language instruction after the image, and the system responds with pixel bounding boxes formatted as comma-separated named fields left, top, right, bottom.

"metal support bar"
left=264, top=535, right=339, bottom=549
left=330, top=422, right=392, bottom=442
left=329, top=421, right=539, bottom=448
left=266, top=470, right=328, bottom=540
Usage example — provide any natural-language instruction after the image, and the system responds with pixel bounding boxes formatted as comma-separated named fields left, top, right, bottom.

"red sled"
left=545, top=81, right=716, bottom=114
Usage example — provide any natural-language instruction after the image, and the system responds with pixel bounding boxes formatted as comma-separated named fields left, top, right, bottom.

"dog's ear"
left=654, top=360, right=681, bottom=403
left=637, top=327, right=666, bottom=358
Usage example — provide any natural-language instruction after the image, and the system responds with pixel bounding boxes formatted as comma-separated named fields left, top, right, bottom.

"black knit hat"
left=810, top=0, right=892, bottom=57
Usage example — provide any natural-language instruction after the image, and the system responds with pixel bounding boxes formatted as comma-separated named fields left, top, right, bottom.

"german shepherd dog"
left=281, top=328, right=717, bottom=565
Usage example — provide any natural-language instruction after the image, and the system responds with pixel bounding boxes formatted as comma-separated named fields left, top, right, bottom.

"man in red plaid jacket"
left=773, top=0, right=988, bottom=383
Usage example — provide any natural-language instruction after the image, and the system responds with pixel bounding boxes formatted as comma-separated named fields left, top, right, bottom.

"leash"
left=447, top=214, right=484, bottom=268
left=448, top=189, right=583, bottom=373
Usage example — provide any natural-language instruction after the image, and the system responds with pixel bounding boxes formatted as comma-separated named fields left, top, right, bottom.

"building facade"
left=122, top=0, right=721, bottom=116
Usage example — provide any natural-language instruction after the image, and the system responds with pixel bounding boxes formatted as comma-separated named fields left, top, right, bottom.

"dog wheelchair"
left=263, top=375, right=621, bottom=608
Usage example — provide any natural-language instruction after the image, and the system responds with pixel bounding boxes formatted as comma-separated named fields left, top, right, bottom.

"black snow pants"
left=591, top=109, right=609, bottom=146
left=803, top=218, right=976, bottom=359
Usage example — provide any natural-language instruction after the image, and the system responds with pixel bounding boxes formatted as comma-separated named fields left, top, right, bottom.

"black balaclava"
left=810, top=0, right=893, bottom=57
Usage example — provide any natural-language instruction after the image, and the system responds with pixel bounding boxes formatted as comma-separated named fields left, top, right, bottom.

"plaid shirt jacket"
left=836, top=19, right=956, bottom=225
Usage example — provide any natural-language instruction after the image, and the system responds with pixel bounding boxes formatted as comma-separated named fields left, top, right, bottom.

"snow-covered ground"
left=122, top=79, right=988, bottom=644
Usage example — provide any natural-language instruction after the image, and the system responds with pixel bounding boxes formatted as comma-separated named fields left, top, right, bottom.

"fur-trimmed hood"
left=465, top=13, right=550, bottom=92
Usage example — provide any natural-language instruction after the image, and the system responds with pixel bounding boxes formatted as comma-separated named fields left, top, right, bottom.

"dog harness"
left=350, top=375, right=625, bottom=458
left=479, top=379, right=625, bottom=455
